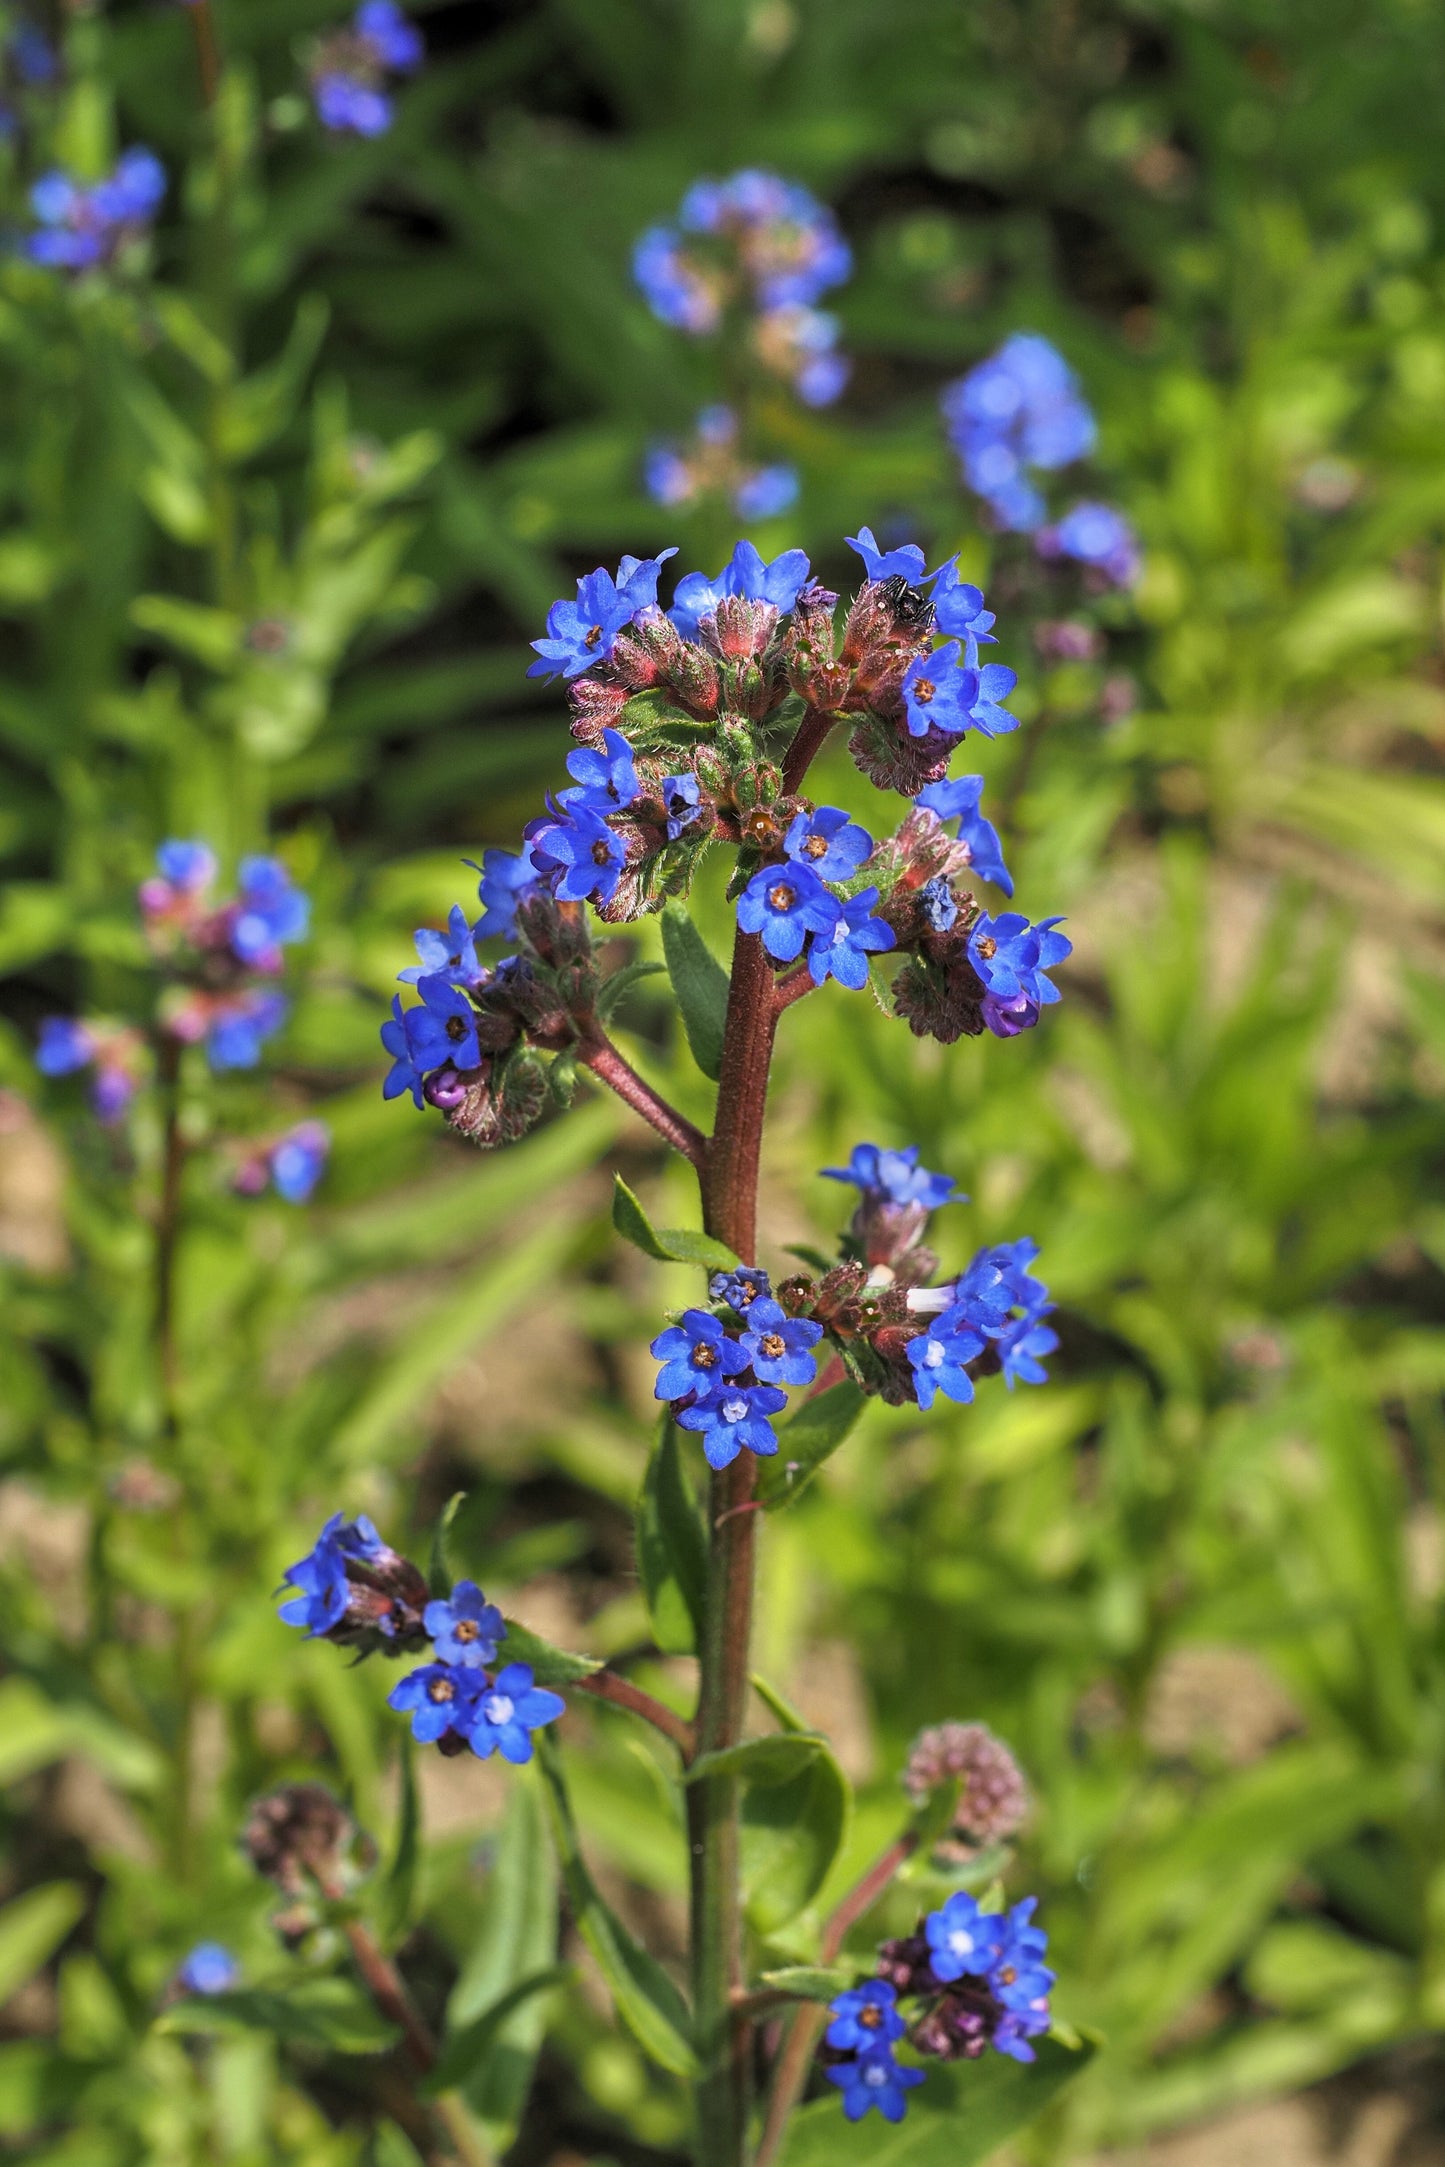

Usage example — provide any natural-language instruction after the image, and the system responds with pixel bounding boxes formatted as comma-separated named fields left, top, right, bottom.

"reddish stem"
left=781, top=705, right=839, bottom=796
left=577, top=1034, right=707, bottom=1168
left=577, top=1668, right=696, bottom=1761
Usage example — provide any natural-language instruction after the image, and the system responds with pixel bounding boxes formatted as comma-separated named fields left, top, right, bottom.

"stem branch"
left=578, top=1034, right=707, bottom=1168
left=781, top=706, right=838, bottom=798
left=577, top=1668, right=696, bottom=1761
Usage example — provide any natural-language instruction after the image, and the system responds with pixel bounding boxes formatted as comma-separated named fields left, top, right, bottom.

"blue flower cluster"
left=0, top=17, right=56, bottom=143
left=634, top=170, right=851, bottom=405
left=827, top=1893, right=1055, bottom=2122
left=387, top=1584, right=565, bottom=1765
left=940, top=334, right=1139, bottom=588
left=906, top=1238, right=1057, bottom=1406
left=652, top=1271, right=822, bottom=1471
left=645, top=404, right=799, bottom=523
left=966, top=910, right=1071, bottom=1040
left=36, top=1017, right=143, bottom=1125
left=312, top=1, right=422, bottom=136
left=25, top=147, right=165, bottom=271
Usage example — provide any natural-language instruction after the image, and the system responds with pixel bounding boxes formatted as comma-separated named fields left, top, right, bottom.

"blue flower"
left=651, top=1309, right=750, bottom=1403
left=232, top=856, right=309, bottom=966
left=845, top=527, right=953, bottom=588
left=822, top=1145, right=957, bottom=1211
left=907, top=1315, right=986, bottom=1409
left=1039, top=499, right=1140, bottom=587
left=919, top=877, right=959, bottom=931
left=826, top=2047, right=924, bottom=2125
left=915, top=775, right=1014, bottom=897
left=36, top=1017, right=95, bottom=1077
left=968, top=912, right=1070, bottom=1007
left=807, top=889, right=895, bottom=991
left=737, top=862, right=837, bottom=963
left=403, top=975, right=481, bottom=1074
left=388, top=1662, right=484, bottom=1745
left=91, top=1064, right=137, bottom=1125
left=560, top=727, right=641, bottom=813
left=155, top=839, right=216, bottom=892
left=709, top=1266, right=771, bottom=1315
left=899, top=643, right=977, bottom=740
left=634, top=226, right=719, bottom=332
left=985, top=1235, right=1051, bottom=1319
left=669, top=539, right=811, bottom=639
left=270, top=1122, right=330, bottom=1204
left=942, top=336, right=1096, bottom=531
left=315, top=74, right=392, bottom=135
left=825, top=1979, right=906, bottom=2054
left=734, top=464, right=800, bottom=520
left=942, top=1243, right=1041, bottom=1336
left=466, top=1662, right=566, bottom=1764
left=931, top=575, right=997, bottom=661
left=925, top=1891, right=1005, bottom=1985
left=355, top=0, right=423, bottom=70
left=472, top=842, right=544, bottom=942
left=528, top=560, right=662, bottom=682
left=399, top=904, right=485, bottom=988
left=207, top=992, right=286, bottom=1072
left=677, top=1381, right=787, bottom=1470
left=92, top=146, right=166, bottom=223
left=740, top=1298, right=822, bottom=1387
left=423, top=1580, right=505, bottom=1669
left=175, top=1943, right=238, bottom=1997
left=662, top=773, right=705, bottom=839
left=615, top=549, right=679, bottom=610
left=26, top=148, right=166, bottom=269
left=525, top=802, right=627, bottom=906
left=277, top=1513, right=381, bottom=1636
left=381, top=994, right=425, bottom=1106
left=986, top=1898, right=1055, bottom=2060
left=796, top=349, right=850, bottom=407
left=783, top=806, right=873, bottom=883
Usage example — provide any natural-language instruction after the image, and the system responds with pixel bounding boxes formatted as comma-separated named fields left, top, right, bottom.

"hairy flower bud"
left=664, top=643, right=722, bottom=717
left=705, top=594, right=780, bottom=660
left=892, top=937, right=987, bottom=1044
left=903, top=1722, right=1030, bottom=1861
left=609, top=607, right=683, bottom=688
left=243, top=1783, right=356, bottom=1899
left=568, top=676, right=629, bottom=745
left=848, top=712, right=953, bottom=797
left=445, top=1049, right=548, bottom=1149
left=515, top=893, right=594, bottom=970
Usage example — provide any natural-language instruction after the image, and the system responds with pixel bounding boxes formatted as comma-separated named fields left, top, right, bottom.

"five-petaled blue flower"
left=526, top=803, right=627, bottom=905
left=845, top=526, right=953, bottom=589
left=826, top=1978, right=907, bottom=2054
left=823, top=1144, right=957, bottom=1211
left=424, top=1580, right=505, bottom=1668
left=783, top=806, right=873, bottom=883
left=907, top=1314, right=986, bottom=1409
left=399, top=904, right=485, bottom=988
left=968, top=912, right=1070, bottom=1008
left=277, top=1512, right=382, bottom=1636
left=740, top=1298, right=822, bottom=1387
left=807, top=888, right=895, bottom=991
left=381, top=994, right=425, bottom=1106
left=561, top=727, right=641, bottom=813
left=900, top=642, right=975, bottom=740
left=669, top=539, right=811, bottom=640
left=915, top=775, right=1014, bottom=897
left=466, top=1662, right=566, bottom=1764
left=827, top=2046, right=924, bottom=2125
left=925, top=1891, right=1005, bottom=1984
left=388, top=1663, right=483, bottom=1744
left=528, top=554, right=675, bottom=682
left=473, top=843, right=543, bottom=941
left=932, top=573, right=998, bottom=662
left=402, top=975, right=481, bottom=1074
left=651, top=1310, right=750, bottom=1402
left=677, top=1382, right=786, bottom=1470
left=997, top=1316, right=1059, bottom=1387
left=736, top=862, right=837, bottom=963
left=709, top=1266, right=771, bottom=1315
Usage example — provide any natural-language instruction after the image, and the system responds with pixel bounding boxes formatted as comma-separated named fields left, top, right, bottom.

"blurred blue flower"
left=826, top=2046, right=923, bottom=2125
left=175, top=1943, right=238, bottom=1997
left=269, top=1122, right=330, bottom=1204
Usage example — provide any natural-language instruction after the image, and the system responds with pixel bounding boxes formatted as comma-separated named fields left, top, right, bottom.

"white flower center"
left=721, top=1395, right=749, bottom=1424
left=949, top=1928, right=975, bottom=1957
left=924, top=1339, right=946, bottom=1369
left=484, top=1693, right=514, bottom=1726
left=863, top=2063, right=889, bottom=2087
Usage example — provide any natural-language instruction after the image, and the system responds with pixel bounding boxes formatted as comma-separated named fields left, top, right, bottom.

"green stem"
left=155, top=1030, right=185, bottom=1435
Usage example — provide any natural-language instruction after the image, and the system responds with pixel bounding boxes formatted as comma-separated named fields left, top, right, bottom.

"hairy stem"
left=780, top=705, right=838, bottom=797
left=578, top=1034, right=708, bottom=1168
left=577, top=1667, right=696, bottom=1760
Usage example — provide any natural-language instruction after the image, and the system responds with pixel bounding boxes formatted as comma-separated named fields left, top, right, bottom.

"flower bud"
left=902, top=1721, right=1029, bottom=1862
left=568, top=676, right=629, bottom=745
left=847, top=713, right=953, bottom=798
left=514, top=893, right=593, bottom=969
left=243, top=1783, right=356, bottom=1899
left=665, top=643, right=721, bottom=717
left=694, top=745, right=731, bottom=800
left=892, top=939, right=987, bottom=1045
left=705, top=595, right=780, bottom=660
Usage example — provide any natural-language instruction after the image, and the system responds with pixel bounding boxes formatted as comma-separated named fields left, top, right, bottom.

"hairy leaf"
left=661, top=902, right=729, bottom=1080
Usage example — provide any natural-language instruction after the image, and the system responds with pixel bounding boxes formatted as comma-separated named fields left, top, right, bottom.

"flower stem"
left=578, top=1034, right=708, bottom=1169
left=154, top=1031, right=185, bottom=1434
left=577, top=1667, right=696, bottom=1760
left=780, top=705, right=838, bottom=797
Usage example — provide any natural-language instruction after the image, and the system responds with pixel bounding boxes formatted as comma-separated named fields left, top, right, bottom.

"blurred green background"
left=4, top=0, right=1445, bottom=2161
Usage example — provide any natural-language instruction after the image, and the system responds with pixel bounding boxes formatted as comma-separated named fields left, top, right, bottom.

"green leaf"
left=741, top=1740, right=850, bottom=1936
left=428, top=1492, right=466, bottom=1599
left=635, top=1419, right=708, bottom=1655
left=750, top=1674, right=812, bottom=1734
left=499, top=1618, right=601, bottom=1687
left=687, top=1734, right=826, bottom=1786
left=595, top=957, right=666, bottom=1023
left=448, top=1782, right=558, bottom=2140
left=380, top=1738, right=420, bottom=1947
left=158, top=1977, right=400, bottom=2056
left=129, top=595, right=242, bottom=672
left=426, top=1965, right=571, bottom=2093
left=0, top=1886, right=84, bottom=2007
left=774, top=2036, right=1093, bottom=2165
left=611, top=1176, right=738, bottom=1271
left=535, top=1738, right=696, bottom=2076
left=757, top=1382, right=868, bottom=1510
left=661, top=903, right=729, bottom=1081
left=758, top=1964, right=856, bottom=2004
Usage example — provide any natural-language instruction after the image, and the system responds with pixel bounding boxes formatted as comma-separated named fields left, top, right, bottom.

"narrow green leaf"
left=595, top=957, right=666, bottom=1022
left=635, top=1418, right=708, bottom=1654
left=750, top=1674, right=812, bottom=1735
left=661, top=903, right=729, bottom=1080
left=687, top=1734, right=826, bottom=1786
left=428, top=1492, right=466, bottom=1599
left=499, top=1618, right=601, bottom=1687
left=757, top=1382, right=869, bottom=1510
left=742, top=1742, right=850, bottom=1936
left=774, top=2035, right=1094, bottom=2165
left=535, top=1739, right=696, bottom=2076
left=448, top=1782, right=557, bottom=2140
left=611, top=1176, right=738, bottom=1271
left=0, top=1885, right=84, bottom=2007
left=758, top=1964, right=856, bottom=2004
left=426, top=1965, right=571, bottom=2093
left=158, top=1977, right=400, bottom=2055
left=380, top=1738, right=420, bottom=1947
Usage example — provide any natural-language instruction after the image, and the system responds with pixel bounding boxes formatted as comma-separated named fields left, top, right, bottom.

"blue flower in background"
left=269, top=1122, right=330, bottom=1204
left=26, top=147, right=165, bottom=269
left=207, top=991, right=286, bottom=1072
left=826, top=2046, right=924, bottom=2125
left=388, top=1662, right=484, bottom=1744
left=845, top=527, right=952, bottom=588
left=399, top=904, right=485, bottom=989
left=423, top=1580, right=505, bottom=1669
left=670, top=539, right=812, bottom=639
left=1039, top=499, right=1140, bottom=587
left=466, top=1662, right=565, bottom=1764
left=315, top=74, right=392, bottom=133
left=651, top=1310, right=750, bottom=1402
left=155, top=839, right=217, bottom=892
left=737, top=861, right=837, bottom=962
left=232, top=856, right=309, bottom=967
left=355, top=0, right=423, bottom=70
left=677, top=1381, right=787, bottom=1469
left=825, top=1979, right=907, bottom=2054
left=925, top=1891, right=1005, bottom=1984
left=525, top=802, right=627, bottom=906
left=807, top=888, right=895, bottom=990
left=943, top=334, right=1096, bottom=532
left=36, top=1017, right=95, bottom=1076
left=313, top=2, right=421, bottom=135
left=915, top=775, right=1014, bottom=896
left=175, top=1943, right=238, bottom=1997
left=740, top=1298, right=822, bottom=1387
left=784, top=806, right=873, bottom=883
left=823, top=1144, right=957, bottom=1211
left=733, top=463, right=800, bottom=519
left=907, top=1314, right=986, bottom=1409
left=561, top=727, right=641, bottom=813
